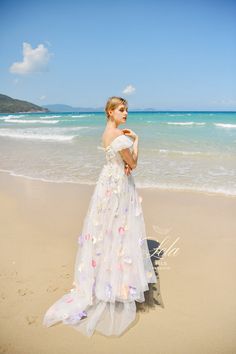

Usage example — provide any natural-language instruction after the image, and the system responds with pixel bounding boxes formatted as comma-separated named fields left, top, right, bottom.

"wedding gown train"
left=43, top=134, right=161, bottom=337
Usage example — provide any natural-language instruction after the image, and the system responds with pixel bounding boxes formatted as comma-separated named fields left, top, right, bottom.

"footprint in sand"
left=0, top=271, right=18, bottom=278
left=0, top=292, right=6, bottom=300
left=17, top=288, right=34, bottom=296
left=46, top=285, right=59, bottom=293
left=0, top=344, right=12, bottom=353
left=25, top=315, right=38, bottom=325
left=59, top=273, right=71, bottom=279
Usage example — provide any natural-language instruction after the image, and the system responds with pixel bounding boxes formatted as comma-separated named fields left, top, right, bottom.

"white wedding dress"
left=43, top=134, right=158, bottom=337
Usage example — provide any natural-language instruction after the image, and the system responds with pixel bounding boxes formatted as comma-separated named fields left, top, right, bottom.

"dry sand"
left=0, top=170, right=236, bottom=354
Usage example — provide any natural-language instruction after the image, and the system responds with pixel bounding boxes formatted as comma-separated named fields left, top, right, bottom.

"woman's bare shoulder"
left=113, top=128, right=124, bottom=138
left=102, top=128, right=123, bottom=147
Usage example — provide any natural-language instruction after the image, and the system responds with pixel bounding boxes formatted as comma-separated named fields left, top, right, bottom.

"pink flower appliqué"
left=65, top=296, right=74, bottom=303
left=118, top=226, right=125, bottom=235
left=117, top=262, right=124, bottom=271
left=106, top=189, right=112, bottom=197
left=85, top=233, right=91, bottom=240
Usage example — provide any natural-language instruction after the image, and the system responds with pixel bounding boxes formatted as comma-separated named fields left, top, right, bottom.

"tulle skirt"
left=43, top=164, right=163, bottom=336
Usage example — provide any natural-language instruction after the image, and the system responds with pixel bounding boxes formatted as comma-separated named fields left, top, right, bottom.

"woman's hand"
left=124, top=163, right=132, bottom=176
left=122, top=128, right=138, bottom=140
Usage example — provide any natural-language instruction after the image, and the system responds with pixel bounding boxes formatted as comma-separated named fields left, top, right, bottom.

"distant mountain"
left=42, top=104, right=104, bottom=113
left=0, top=94, right=49, bottom=113
left=42, top=104, right=158, bottom=113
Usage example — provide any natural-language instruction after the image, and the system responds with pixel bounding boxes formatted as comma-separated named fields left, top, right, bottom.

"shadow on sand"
left=135, top=239, right=165, bottom=312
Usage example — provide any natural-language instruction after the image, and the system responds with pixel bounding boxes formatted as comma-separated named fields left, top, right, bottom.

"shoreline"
left=0, top=168, right=235, bottom=199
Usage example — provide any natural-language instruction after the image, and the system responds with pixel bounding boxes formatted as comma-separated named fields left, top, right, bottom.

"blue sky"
left=1, top=0, right=236, bottom=110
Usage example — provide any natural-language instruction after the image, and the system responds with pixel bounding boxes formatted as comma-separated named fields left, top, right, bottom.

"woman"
left=43, top=96, right=159, bottom=337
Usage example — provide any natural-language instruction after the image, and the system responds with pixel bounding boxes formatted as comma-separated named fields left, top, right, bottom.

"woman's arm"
left=131, top=135, right=139, bottom=167
left=119, top=136, right=139, bottom=169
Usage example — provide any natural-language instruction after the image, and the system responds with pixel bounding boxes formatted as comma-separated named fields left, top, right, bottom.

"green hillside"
left=0, top=94, right=49, bottom=113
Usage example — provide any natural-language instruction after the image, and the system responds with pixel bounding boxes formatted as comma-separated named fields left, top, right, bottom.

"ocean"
left=0, top=111, right=235, bottom=197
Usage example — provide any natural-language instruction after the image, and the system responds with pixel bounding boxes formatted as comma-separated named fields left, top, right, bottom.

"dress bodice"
left=98, top=134, right=134, bottom=185
left=101, top=134, right=134, bottom=167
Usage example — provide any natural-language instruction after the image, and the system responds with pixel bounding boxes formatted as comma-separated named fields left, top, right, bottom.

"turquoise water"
left=0, top=111, right=235, bottom=196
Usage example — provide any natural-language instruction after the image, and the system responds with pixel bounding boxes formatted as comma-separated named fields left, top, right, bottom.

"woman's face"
left=109, top=104, right=128, bottom=126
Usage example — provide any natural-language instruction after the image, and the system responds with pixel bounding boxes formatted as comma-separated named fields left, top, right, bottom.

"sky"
left=0, top=0, right=236, bottom=110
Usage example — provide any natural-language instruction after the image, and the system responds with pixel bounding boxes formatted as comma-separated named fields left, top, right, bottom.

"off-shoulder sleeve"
left=111, top=135, right=134, bottom=152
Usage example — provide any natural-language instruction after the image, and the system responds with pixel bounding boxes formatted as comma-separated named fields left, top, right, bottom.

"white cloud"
left=9, top=42, right=53, bottom=75
left=39, top=95, right=46, bottom=100
left=122, top=84, right=136, bottom=95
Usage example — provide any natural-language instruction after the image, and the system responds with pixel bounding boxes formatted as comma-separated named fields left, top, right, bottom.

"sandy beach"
left=0, top=170, right=236, bottom=354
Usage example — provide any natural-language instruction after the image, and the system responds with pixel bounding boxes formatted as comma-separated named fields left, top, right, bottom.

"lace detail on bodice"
left=97, top=134, right=134, bottom=187
left=105, top=146, right=118, bottom=161
left=102, top=135, right=134, bottom=165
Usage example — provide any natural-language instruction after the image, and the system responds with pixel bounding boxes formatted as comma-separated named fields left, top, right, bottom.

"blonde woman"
left=43, top=96, right=158, bottom=337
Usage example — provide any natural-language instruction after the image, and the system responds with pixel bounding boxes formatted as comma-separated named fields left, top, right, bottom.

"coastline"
left=0, top=170, right=236, bottom=353
left=0, top=168, right=235, bottom=199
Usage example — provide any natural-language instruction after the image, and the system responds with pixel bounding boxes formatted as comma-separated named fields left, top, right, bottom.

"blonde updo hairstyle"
left=105, top=96, right=128, bottom=121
